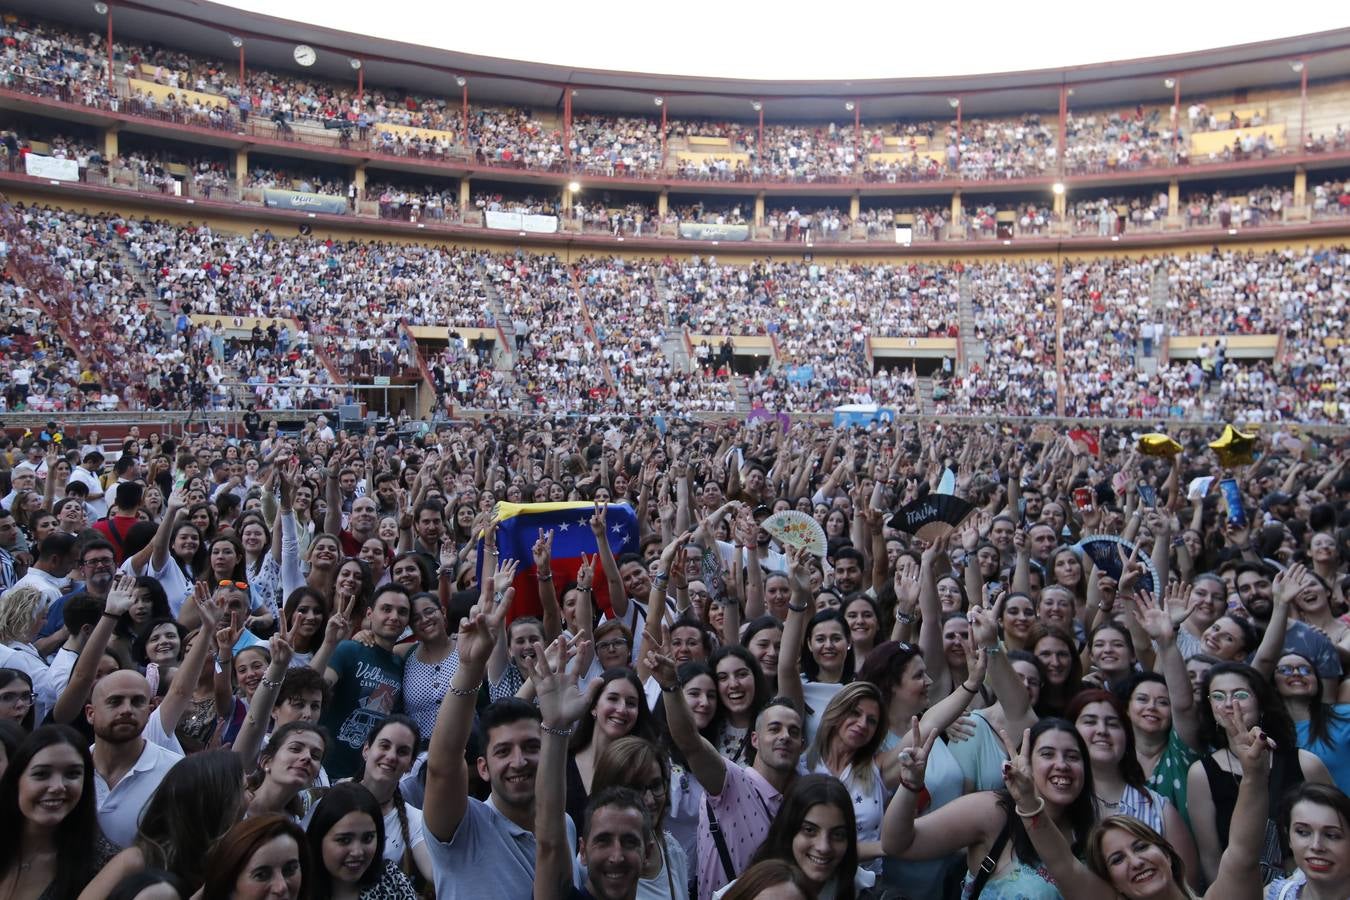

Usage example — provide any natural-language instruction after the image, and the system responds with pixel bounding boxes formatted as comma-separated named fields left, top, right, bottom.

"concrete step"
left=916, top=375, right=936, bottom=415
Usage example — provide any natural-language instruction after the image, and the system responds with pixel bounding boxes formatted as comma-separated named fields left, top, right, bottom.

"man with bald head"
left=88, top=669, right=184, bottom=847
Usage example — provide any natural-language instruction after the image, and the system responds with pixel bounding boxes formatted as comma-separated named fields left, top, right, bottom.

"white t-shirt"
left=93, top=738, right=185, bottom=848
left=383, top=800, right=426, bottom=865
left=68, top=466, right=108, bottom=518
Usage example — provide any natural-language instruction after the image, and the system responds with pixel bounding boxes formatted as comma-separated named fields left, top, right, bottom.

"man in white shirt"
left=13, top=532, right=78, bottom=612
left=67, top=450, right=108, bottom=518
left=88, top=669, right=184, bottom=847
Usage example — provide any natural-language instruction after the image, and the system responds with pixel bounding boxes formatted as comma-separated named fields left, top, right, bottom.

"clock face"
left=293, top=44, right=316, bottom=67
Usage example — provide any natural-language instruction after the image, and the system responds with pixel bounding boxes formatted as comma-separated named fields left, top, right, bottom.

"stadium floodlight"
left=455, top=76, right=467, bottom=87
left=93, top=1, right=108, bottom=13
left=844, top=101, right=855, bottom=112
left=230, top=36, right=243, bottom=48
left=1052, top=182, right=1065, bottom=195
left=1163, top=78, right=1176, bottom=89
left=1290, top=60, right=1305, bottom=73
left=948, top=97, right=960, bottom=108
left=567, top=181, right=580, bottom=193
left=653, top=96, right=664, bottom=107
left=751, top=101, right=762, bottom=112
left=350, top=58, right=362, bottom=70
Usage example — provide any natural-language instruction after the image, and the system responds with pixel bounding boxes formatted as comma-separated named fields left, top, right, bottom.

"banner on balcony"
left=484, top=210, right=559, bottom=233
left=678, top=222, right=750, bottom=241
left=784, top=365, right=815, bottom=386
left=832, top=404, right=896, bottom=429
left=24, top=154, right=79, bottom=182
left=262, top=189, right=349, bottom=215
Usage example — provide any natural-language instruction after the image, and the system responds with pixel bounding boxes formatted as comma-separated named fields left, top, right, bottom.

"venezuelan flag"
left=478, top=501, right=640, bottom=621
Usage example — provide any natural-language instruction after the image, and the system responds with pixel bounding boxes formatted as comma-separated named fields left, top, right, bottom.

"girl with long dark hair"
left=0, top=725, right=117, bottom=898
left=883, top=717, right=1098, bottom=900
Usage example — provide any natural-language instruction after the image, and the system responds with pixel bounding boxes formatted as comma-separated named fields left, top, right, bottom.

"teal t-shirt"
left=1296, top=703, right=1350, bottom=796
left=319, top=640, right=405, bottom=779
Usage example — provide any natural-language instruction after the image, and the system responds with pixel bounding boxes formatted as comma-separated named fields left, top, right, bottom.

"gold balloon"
left=1138, top=433, right=1182, bottom=457
left=1208, top=424, right=1258, bottom=468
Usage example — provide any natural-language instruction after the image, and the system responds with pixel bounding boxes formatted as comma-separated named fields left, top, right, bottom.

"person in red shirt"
left=93, top=482, right=143, bottom=564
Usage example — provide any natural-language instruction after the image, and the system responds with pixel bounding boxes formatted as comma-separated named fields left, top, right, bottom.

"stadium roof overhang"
left=12, top=0, right=1350, bottom=122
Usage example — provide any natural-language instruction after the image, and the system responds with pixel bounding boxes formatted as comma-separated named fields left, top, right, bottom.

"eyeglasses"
left=1208, top=689, right=1253, bottom=704
left=639, top=778, right=667, bottom=799
left=595, top=639, right=630, bottom=653
left=82, top=557, right=116, bottom=570
left=218, top=580, right=250, bottom=591
left=0, top=691, right=35, bottom=705
left=1276, top=665, right=1313, bottom=678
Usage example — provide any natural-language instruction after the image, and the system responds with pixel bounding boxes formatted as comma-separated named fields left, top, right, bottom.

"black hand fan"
left=1075, top=534, right=1161, bottom=596
left=889, top=495, right=975, bottom=543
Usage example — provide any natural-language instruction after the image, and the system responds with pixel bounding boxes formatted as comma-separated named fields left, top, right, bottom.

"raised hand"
left=458, top=587, right=516, bottom=669
left=104, top=572, right=139, bottom=618
left=522, top=633, right=591, bottom=729
left=1219, top=705, right=1274, bottom=780
left=492, top=557, right=520, bottom=594
left=1273, top=562, right=1310, bottom=607
left=896, top=716, right=939, bottom=789
left=532, top=529, right=554, bottom=573
left=968, top=601, right=1000, bottom=649
left=324, top=593, right=357, bottom=647
left=998, top=727, right=1039, bottom=810
left=439, top=539, right=459, bottom=573
left=785, top=544, right=813, bottom=596
left=1130, top=589, right=1178, bottom=646
left=644, top=632, right=679, bottom=690
left=216, top=611, right=244, bottom=656
left=1116, top=541, right=1145, bottom=596
left=268, top=612, right=295, bottom=671
left=589, top=499, right=607, bottom=538
left=193, top=582, right=225, bottom=632
left=576, top=552, right=595, bottom=592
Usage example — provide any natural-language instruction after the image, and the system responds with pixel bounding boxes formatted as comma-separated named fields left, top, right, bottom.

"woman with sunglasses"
left=1272, top=650, right=1350, bottom=795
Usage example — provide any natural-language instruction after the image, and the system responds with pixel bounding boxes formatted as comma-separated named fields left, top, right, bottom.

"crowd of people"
left=4, top=200, right=1348, bottom=424
left=6, top=12, right=1347, bottom=194
left=0, top=411, right=1342, bottom=900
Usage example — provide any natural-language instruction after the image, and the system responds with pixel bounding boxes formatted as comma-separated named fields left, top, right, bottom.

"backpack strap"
left=968, top=807, right=1014, bottom=900
left=705, top=795, right=737, bottom=884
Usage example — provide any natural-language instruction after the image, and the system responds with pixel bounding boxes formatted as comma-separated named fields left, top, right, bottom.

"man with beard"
left=88, top=669, right=184, bottom=847
left=423, top=585, right=578, bottom=900
left=656, top=639, right=804, bottom=900
left=1236, top=561, right=1340, bottom=701
left=532, top=639, right=650, bottom=900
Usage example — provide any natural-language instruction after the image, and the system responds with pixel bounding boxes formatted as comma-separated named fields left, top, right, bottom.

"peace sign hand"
left=644, top=631, right=679, bottom=691
left=216, top=610, right=244, bottom=656
left=576, top=552, right=595, bottom=591
left=896, top=716, right=939, bottom=789
left=1219, top=705, right=1275, bottom=780
left=522, top=633, right=591, bottom=730
left=998, top=727, right=1040, bottom=810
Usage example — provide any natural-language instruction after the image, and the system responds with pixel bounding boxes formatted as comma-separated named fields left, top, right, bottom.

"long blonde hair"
left=0, top=586, right=46, bottom=644
left=806, top=680, right=887, bottom=793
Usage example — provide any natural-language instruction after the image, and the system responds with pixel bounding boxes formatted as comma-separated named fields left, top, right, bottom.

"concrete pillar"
left=1293, top=166, right=1307, bottom=209
left=560, top=184, right=572, bottom=215
left=234, top=149, right=248, bottom=189
left=102, top=128, right=118, bottom=160
left=754, top=190, right=766, bottom=227
left=657, top=190, right=668, bottom=217
left=458, top=178, right=471, bottom=215
left=950, top=190, right=962, bottom=231
left=1167, top=178, right=1180, bottom=227
left=849, top=191, right=860, bottom=220
left=1052, top=190, right=1066, bottom=219
left=352, top=163, right=366, bottom=198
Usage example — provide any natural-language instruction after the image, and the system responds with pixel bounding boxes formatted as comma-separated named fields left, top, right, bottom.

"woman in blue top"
left=1273, top=650, right=1350, bottom=795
